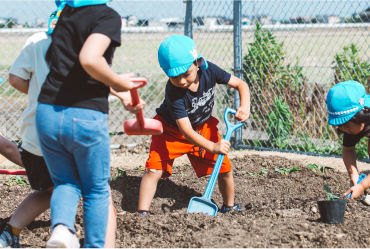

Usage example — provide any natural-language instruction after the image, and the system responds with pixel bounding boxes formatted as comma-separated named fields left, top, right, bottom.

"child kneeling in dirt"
left=137, top=35, right=251, bottom=214
left=326, top=81, right=370, bottom=205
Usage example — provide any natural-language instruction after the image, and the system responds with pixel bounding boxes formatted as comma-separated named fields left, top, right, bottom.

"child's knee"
left=144, top=168, right=164, bottom=179
left=219, top=170, right=233, bottom=178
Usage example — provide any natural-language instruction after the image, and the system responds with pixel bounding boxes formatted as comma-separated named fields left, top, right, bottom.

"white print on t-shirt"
left=188, top=87, right=215, bottom=114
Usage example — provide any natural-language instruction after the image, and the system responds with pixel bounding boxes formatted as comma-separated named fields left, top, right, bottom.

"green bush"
left=332, top=44, right=369, bottom=92
left=242, top=23, right=329, bottom=147
left=240, top=24, right=368, bottom=159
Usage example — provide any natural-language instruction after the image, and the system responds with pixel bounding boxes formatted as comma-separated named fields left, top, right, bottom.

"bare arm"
left=9, top=74, right=29, bottom=94
left=342, top=145, right=359, bottom=186
left=227, top=75, right=250, bottom=122
left=176, top=117, right=230, bottom=155
left=0, top=136, right=22, bottom=166
left=79, top=33, right=134, bottom=92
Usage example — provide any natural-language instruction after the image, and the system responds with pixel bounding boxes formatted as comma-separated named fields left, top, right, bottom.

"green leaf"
left=323, top=184, right=339, bottom=200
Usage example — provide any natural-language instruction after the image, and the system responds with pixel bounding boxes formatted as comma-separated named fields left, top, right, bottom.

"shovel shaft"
left=130, top=88, right=145, bottom=128
left=202, top=108, right=244, bottom=200
left=129, top=78, right=148, bottom=128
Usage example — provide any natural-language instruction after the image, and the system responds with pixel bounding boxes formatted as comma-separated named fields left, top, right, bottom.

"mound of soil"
left=0, top=154, right=369, bottom=247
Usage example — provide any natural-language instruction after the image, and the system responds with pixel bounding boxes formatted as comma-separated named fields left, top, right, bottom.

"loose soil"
left=0, top=143, right=369, bottom=248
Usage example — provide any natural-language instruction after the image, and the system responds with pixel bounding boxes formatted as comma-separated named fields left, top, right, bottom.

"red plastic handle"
left=129, top=78, right=147, bottom=127
left=131, top=77, right=147, bottom=90
left=0, top=169, right=26, bottom=175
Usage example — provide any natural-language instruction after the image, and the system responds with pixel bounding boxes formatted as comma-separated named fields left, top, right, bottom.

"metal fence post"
left=233, top=0, right=242, bottom=145
left=184, top=0, right=193, bottom=38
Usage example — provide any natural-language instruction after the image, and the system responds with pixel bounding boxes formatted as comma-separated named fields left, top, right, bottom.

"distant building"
left=121, top=17, right=128, bottom=27
left=290, top=16, right=313, bottom=24
left=127, top=15, right=138, bottom=27
left=253, top=15, right=272, bottom=25
left=160, top=17, right=184, bottom=29
left=204, top=17, right=217, bottom=28
left=359, top=7, right=370, bottom=22
left=242, top=17, right=251, bottom=25
left=34, top=18, right=47, bottom=28
left=328, top=15, right=341, bottom=24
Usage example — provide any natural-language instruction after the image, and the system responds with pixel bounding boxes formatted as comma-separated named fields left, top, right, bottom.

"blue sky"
left=0, top=0, right=368, bottom=24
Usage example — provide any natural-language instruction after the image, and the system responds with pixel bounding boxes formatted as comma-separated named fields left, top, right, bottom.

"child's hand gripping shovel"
left=187, top=107, right=244, bottom=216
left=123, top=77, right=163, bottom=135
left=346, top=174, right=367, bottom=198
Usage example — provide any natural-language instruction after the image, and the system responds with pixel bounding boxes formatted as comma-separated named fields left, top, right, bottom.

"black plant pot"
left=317, top=199, right=346, bottom=224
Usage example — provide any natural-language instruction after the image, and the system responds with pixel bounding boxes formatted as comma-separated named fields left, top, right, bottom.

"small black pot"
left=317, top=199, right=346, bottom=224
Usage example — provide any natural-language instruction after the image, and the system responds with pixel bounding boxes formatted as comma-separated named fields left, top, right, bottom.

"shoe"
left=220, top=204, right=242, bottom=213
left=362, top=194, right=370, bottom=206
left=46, top=224, right=80, bottom=248
left=137, top=210, right=149, bottom=216
left=0, top=224, right=21, bottom=248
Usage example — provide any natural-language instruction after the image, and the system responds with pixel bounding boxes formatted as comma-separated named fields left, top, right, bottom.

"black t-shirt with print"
left=156, top=61, right=231, bottom=127
left=38, top=5, right=121, bottom=113
left=343, top=123, right=370, bottom=147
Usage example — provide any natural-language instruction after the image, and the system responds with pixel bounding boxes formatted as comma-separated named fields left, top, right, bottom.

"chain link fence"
left=0, top=0, right=368, bottom=157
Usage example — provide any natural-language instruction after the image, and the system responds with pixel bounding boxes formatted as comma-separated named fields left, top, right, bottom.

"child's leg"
left=104, top=193, right=116, bottom=248
left=0, top=135, right=22, bottom=166
left=138, top=169, right=163, bottom=211
left=65, top=108, right=111, bottom=248
left=218, top=171, right=235, bottom=207
left=8, top=188, right=52, bottom=231
left=36, top=104, right=82, bottom=233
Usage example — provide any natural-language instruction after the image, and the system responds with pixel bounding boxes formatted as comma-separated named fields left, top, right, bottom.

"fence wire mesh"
left=0, top=0, right=368, bottom=158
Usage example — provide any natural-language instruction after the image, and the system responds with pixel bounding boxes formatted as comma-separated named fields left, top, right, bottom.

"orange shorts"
left=145, top=115, right=232, bottom=178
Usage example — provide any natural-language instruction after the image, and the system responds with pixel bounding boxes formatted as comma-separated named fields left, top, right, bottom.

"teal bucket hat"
left=62, top=0, right=111, bottom=8
left=158, top=35, right=208, bottom=77
left=48, top=0, right=110, bottom=34
left=47, top=1, right=66, bottom=35
left=326, top=81, right=370, bottom=126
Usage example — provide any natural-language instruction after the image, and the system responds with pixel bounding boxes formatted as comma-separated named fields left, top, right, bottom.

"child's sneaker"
left=137, top=210, right=149, bottom=216
left=362, top=194, right=370, bottom=206
left=46, top=224, right=80, bottom=248
left=220, top=204, right=242, bottom=213
left=0, top=224, right=21, bottom=248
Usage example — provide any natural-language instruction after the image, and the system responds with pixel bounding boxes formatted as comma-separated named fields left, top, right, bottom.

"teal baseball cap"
left=158, top=35, right=208, bottom=77
left=326, top=81, right=370, bottom=125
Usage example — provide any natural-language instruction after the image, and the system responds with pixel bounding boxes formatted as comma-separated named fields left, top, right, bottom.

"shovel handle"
left=347, top=174, right=367, bottom=198
left=203, top=107, right=244, bottom=199
left=129, top=78, right=147, bottom=127
left=0, top=169, right=26, bottom=175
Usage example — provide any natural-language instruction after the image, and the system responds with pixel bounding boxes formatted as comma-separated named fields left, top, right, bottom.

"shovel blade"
left=123, top=118, right=163, bottom=135
left=187, top=196, right=218, bottom=216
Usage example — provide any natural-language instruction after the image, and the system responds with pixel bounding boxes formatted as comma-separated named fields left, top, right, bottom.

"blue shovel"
left=347, top=174, right=367, bottom=198
left=187, top=107, right=244, bottom=216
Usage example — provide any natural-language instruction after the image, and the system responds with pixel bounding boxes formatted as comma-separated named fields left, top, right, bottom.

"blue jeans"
left=36, top=103, right=110, bottom=248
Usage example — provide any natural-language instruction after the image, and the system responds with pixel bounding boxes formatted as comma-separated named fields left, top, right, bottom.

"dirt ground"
left=0, top=142, right=369, bottom=248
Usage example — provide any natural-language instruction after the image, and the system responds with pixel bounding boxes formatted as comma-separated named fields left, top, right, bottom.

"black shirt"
left=38, top=5, right=121, bottom=113
left=343, top=123, right=370, bottom=147
left=156, top=61, right=231, bottom=127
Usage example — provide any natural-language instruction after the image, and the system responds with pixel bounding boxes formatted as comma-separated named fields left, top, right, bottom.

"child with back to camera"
left=0, top=2, right=119, bottom=247
left=35, top=0, right=144, bottom=247
left=137, top=35, right=251, bottom=215
left=326, top=80, right=370, bottom=205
